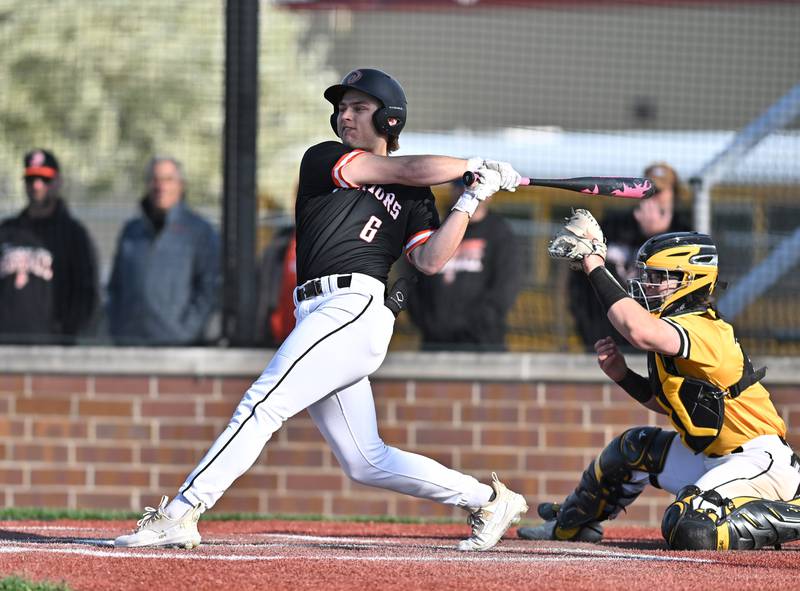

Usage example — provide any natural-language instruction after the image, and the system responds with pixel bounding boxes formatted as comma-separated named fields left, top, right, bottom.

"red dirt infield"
left=0, top=519, right=798, bottom=591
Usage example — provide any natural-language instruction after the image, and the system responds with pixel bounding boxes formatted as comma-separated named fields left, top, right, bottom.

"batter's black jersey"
left=295, top=141, right=440, bottom=284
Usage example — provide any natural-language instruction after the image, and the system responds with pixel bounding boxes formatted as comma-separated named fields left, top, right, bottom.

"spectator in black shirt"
left=408, top=182, right=521, bottom=351
left=0, top=149, right=98, bottom=344
left=568, top=162, right=691, bottom=351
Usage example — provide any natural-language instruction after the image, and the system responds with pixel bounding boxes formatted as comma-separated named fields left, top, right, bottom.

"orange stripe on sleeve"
left=404, top=229, right=435, bottom=258
left=331, top=149, right=367, bottom=189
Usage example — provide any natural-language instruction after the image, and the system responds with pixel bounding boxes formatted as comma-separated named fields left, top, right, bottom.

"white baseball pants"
left=178, top=273, right=492, bottom=512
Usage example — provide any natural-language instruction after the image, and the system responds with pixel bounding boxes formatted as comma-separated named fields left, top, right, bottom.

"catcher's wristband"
left=615, top=368, right=653, bottom=403
left=588, top=266, right=627, bottom=312
left=452, top=193, right=479, bottom=217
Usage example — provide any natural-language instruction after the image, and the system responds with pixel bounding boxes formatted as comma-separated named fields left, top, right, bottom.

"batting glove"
left=481, top=159, right=522, bottom=192
left=452, top=168, right=502, bottom=217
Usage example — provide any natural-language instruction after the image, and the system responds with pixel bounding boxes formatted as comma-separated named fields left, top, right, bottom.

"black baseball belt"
left=295, top=274, right=352, bottom=302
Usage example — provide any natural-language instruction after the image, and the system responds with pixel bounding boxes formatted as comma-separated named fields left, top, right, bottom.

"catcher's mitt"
left=548, top=208, right=607, bottom=269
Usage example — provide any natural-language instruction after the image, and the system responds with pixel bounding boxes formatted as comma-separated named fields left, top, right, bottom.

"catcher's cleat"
left=114, top=495, right=204, bottom=549
left=458, top=473, right=529, bottom=551
left=517, top=519, right=604, bottom=542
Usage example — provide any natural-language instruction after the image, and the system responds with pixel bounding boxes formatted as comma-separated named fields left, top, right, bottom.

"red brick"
left=0, top=374, right=24, bottom=393
left=332, top=496, right=390, bottom=516
left=590, top=407, right=650, bottom=426
left=76, top=446, right=133, bottom=463
left=76, top=493, right=132, bottom=510
left=157, top=470, right=189, bottom=489
left=544, top=428, right=607, bottom=449
left=462, top=405, right=519, bottom=423
left=284, top=424, right=326, bottom=444
left=395, top=498, right=457, bottom=519
left=543, top=383, right=604, bottom=403
left=94, top=376, right=151, bottom=395
left=0, top=443, right=7, bottom=460
left=15, top=492, right=69, bottom=507
left=159, top=424, right=219, bottom=441
left=31, top=468, right=87, bottom=485
left=78, top=399, right=133, bottom=417
left=202, top=401, right=237, bottom=419
left=235, top=471, right=279, bottom=490
left=213, top=493, right=261, bottom=514
left=525, top=452, right=586, bottom=472
left=544, top=477, right=585, bottom=496
left=375, top=425, right=409, bottom=446
left=372, top=381, right=407, bottom=400
left=16, top=397, right=71, bottom=416
left=768, top=386, right=800, bottom=406
left=481, top=427, right=538, bottom=447
left=0, top=397, right=9, bottom=413
left=0, top=468, right=24, bottom=485
left=95, top=422, right=153, bottom=440
left=32, top=418, right=87, bottom=439
left=267, top=495, right=324, bottom=515
left=263, top=447, right=324, bottom=467
left=30, top=375, right=88, bottom=395
left=95, top=469, right=150, bottom=487
left=0, top=418, right=25, bottom=437
left=157, top=376, right=215, bottom=396
left=482, top=382, right=538, bottom=401
left=286, top=473, right=344, bottom=491
left=140, top=446, right=202, bottom=465
left=416, top=427, right=473, bottom=446
left=220, top=378, right=256, bottom=396
left=395, top=402, right=454, bottom=422
left=140, top=400, right=197, bottom=418
left=13, top=443, right=68, bottom=462
left=415, top=381, right=472, bottom=401
left=524, top=406, right=583, bottom=425
left=460, top=452, right=517, bottom=471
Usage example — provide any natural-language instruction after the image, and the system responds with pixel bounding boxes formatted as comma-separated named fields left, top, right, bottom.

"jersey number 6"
left=359, top=215, right=382, bottom=243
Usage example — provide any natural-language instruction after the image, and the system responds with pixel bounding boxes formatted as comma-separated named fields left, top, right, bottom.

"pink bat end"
left=611, top=180, right=653, bottom=199
left=581, top=185, right=600, bottom=194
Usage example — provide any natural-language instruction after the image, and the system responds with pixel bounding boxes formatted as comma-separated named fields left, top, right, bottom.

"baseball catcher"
left=518, top=209, right=800, bottom=550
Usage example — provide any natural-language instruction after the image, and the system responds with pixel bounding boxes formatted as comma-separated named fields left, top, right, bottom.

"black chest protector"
left=647, top=349, right=766, bottom=454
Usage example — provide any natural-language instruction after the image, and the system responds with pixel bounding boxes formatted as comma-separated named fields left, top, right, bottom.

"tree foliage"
left=0, top=0, right=332, bottom=209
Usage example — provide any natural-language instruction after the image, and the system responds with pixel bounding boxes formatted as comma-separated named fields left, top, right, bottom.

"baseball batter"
left=115, top=68, right=528, bottom=551
left=519, top=213, right=800, bottom=550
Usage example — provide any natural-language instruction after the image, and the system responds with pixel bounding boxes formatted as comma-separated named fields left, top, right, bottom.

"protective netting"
left=1, top=1, right=798, bottom=352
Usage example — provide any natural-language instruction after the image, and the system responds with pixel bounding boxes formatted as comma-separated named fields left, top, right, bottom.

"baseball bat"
left=462, top=171, right=656, bottom=199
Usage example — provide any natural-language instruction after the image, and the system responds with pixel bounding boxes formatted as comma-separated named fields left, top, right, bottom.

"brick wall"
left=1, top=356, right=798, bottom=526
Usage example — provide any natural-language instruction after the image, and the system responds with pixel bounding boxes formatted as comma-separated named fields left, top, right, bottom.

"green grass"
left=0, top=576, right=72, bottom=591
left=0, top=506, right=457, bottom=524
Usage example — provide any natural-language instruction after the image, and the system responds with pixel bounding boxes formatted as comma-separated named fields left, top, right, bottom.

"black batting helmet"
left=324, top=68, right=407, bottom=138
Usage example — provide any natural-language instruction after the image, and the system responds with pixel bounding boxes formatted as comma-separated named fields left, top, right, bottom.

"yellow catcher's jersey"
left=648, top=308, right=785, bottom=456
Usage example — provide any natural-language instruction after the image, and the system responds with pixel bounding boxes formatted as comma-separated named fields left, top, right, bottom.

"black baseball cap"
left=24, top=149, right=60, bottom=179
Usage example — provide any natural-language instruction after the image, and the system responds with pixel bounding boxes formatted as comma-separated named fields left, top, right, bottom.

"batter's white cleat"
left=114, top=496, right=204, bottom=549
left=458, top=473, right=529, bottom=551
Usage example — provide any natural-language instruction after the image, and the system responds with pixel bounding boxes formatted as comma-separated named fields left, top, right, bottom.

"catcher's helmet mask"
left=325, top=68, right=407, bottom=138
left=629, top=231, right=718, bottom=317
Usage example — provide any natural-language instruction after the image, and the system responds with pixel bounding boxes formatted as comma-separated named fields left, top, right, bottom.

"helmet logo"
left=345, top=70, right=363, bottom=84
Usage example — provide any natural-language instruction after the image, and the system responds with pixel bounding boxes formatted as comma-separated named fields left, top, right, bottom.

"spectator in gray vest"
left=107, top=156, right=220, bottom=345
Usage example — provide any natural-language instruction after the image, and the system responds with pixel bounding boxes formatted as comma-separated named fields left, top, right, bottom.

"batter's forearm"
left=410, top=212, right=470, bottom=274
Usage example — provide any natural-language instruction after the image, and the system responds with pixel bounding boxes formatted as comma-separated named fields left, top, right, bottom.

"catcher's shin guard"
left=663, top=488, right=800, bottom=550
left=555, top=427, right=675, bottom=536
